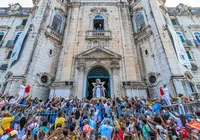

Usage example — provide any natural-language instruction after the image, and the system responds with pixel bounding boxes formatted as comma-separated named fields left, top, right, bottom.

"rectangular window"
left=6, top=51, right=12, bottom=59
left=21, top=19, right=27, bottom=26
left=177, top=32, right=186, bottom=43
left=186, top=51, right=192, bottom=60
left=13, top=32, right=21, bottom=44
left=171, top=19, right=177, bottom=25
left=180, top=36, right=185, bottom=43
left=194, top=32, right=200, bottom=43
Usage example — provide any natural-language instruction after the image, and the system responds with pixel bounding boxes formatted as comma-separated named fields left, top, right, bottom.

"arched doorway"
left=86, top=66, right=110, bottom=99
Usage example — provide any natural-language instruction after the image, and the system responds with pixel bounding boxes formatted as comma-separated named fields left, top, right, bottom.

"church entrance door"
left=86, top=67, right=110, bottom=100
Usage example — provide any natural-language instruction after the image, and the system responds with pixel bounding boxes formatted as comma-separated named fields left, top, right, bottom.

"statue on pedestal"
left=92, top=79, right=105, bottom=98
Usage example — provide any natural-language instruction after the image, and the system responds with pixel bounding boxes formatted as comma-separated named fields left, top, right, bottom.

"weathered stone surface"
left=0, top=1, right=200, bottom=99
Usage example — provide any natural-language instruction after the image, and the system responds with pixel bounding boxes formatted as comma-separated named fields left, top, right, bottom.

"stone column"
left=76, top=60, right=86, bottom=98
left=111, top=60, right=120, bottom=98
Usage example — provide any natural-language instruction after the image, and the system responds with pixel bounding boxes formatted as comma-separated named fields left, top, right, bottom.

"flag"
left=25, top=85, right=31, bottom=93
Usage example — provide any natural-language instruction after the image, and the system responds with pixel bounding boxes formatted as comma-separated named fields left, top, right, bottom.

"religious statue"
left=92, top=79, right=106, bottom=98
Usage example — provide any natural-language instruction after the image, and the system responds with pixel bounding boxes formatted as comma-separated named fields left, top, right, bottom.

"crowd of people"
left=0, top=83, right=200, bottom=140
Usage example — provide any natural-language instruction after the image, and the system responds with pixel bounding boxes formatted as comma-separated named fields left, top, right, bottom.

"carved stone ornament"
left=0, top=26, right=10, bottom=30
left=51, top=81, right=73, bottom=88
left=36, top=72, right=52, bottom=87
left=32, top=0, right=40, bottom=6
left=77, top=60, right=86, bottom=70
left=4, top=72, right=13, bottom=80
left=111, top=59, right=120, bottom=69
left=91, top=7, right=107, bottom=13
left=76, top=46, right=121, bottom=70
left=184, top=72, right=195, bottom=84
left=122, top=81, right=147, bottom=90
left=147, top=72, right=161, bottom=87
left=176, top=3, right=192, bottom=16
left=188, top=25, right=200, bottom=30
left=87, top=40, right=110, bottom=49
left=76, top=46, right=121, bottom=60
left=8, top=3, right=22, bottom=15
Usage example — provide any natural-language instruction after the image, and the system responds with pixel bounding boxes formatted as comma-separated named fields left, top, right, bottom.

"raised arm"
left=146, top=118, right=159, bottom=126
left=169, top=112, right=180, bottom=123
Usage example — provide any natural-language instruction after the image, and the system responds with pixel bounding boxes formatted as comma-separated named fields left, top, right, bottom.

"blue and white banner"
left=167, top=25, right=191, bottom=69
left=8, top=20, right=32, bottom=67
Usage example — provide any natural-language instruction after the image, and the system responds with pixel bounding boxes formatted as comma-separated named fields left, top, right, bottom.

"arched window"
left=0, top=32, right=4, bottom=42
left=176, top=32, right=185, bottom=43
left=52, top=14, right=63, bottom=33
left=194, top=32, right=200, bottom=43
left=13, top=32, right=21, bottom=44
left=93, top=14, right=104, bottom=31
left=88, top=67, right=109, bottom=77
left=135, top=12, right=146, bottom=32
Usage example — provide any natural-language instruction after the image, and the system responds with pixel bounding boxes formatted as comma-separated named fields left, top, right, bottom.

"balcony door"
left=93, top=14, right=104, bottom=31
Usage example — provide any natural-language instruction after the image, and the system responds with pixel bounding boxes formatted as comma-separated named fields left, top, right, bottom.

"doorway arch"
left=86, top=66, right=110, bottom=99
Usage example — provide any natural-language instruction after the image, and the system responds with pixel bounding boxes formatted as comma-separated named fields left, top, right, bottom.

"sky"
left=0, top=0, right=200, bottom=7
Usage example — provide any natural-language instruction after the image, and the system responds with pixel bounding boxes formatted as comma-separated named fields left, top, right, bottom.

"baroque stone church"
left=0, top=0, right=200, bottom=99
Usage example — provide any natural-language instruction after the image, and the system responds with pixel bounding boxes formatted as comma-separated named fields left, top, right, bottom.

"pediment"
left=76, top=47, right=121, bottom=59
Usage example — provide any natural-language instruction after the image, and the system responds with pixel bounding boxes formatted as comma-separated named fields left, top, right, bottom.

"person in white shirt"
left=163, top=84, right=171, bottom=106
left=104, top=102, right=111, bottom=118
left=17, top=80, right=26, bottom=102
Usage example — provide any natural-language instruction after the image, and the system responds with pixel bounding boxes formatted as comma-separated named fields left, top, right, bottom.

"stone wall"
left=0, top=0, right=200, bottom=99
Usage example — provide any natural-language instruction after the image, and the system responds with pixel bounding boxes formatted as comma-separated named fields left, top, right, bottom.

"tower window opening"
left=52, top=14, right=63, bottom=33
left=135, top=12, right=146, bottom=32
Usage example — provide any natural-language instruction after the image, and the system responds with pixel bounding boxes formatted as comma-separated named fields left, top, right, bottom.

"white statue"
left=92, top=79, right=106, bottom=98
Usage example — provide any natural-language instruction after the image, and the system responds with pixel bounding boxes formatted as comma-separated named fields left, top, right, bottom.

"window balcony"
left=16, top=25, right=25, bottom=30
left=5, top=40, right=15, bottom=48
left=182, top=39, right=194, bottom=47
left=85, top=30, right=112, bottom=40
left=45, top=26, right=63, bottom=43
left=134, top=26, right=153, bottom=42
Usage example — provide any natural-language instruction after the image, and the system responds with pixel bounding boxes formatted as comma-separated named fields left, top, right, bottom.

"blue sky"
left=1, top=0, right=200, bottom=7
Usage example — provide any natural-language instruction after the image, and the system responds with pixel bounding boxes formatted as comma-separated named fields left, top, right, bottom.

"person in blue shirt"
left=98, top=119, right=113, bottom=140
left=100, top=113, right=113, bottom=126
left=88, top=115, right=97, bottom=139
left=152, top=100, right=162, bottom=114
left=95, top=102, right=103, bottom=121
left=117, top=103, right=123, bottom=117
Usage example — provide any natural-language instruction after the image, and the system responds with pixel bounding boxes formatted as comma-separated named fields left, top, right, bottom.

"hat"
left=3, top=111, right=11, bottom=117
left=5, top=128, right=12, bottom=133
left=10, top=130, right=18, bottom=136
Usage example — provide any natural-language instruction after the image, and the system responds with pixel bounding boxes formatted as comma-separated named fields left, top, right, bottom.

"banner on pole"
left=167, top=25, right=191, bottom=69
left=9, top=20, right=32, bottom=67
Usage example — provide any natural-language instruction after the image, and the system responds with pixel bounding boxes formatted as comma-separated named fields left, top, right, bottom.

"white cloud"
left=1, top=0, right=200, bottom=7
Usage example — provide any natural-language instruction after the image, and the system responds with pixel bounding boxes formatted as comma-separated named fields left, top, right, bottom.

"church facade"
left=0, top=0, right=200, bottom=99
